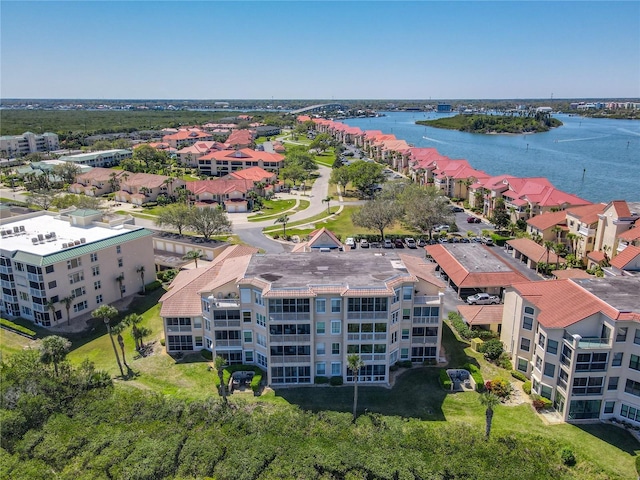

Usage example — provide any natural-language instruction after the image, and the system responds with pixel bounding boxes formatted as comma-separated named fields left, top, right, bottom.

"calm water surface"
left=342, top=112, right=640, bottom=203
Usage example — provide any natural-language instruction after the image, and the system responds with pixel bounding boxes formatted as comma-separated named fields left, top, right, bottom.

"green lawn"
left=247, top=198, right=297, bottom=221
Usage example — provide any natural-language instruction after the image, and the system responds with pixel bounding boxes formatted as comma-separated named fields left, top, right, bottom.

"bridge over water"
left=289, top=103, right=345, bottom=115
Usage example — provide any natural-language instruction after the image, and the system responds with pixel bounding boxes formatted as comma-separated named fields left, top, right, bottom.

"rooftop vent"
left=19, top=226, right=25, bottom=232
left=62, top=243, right=68, bottom=248
left=32, top=238, right=38, bottom=244
left=13, top=227, right=19, bottom=233
left=80, top=238, right=86, bottom=244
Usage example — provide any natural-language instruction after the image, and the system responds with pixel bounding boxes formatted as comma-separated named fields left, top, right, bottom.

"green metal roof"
left=69, top=209, right=101, bottom=217
left=12, top=228, right=155, bottom=267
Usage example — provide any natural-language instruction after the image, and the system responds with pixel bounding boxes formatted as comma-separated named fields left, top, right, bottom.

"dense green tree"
left=52, top=162, right=81, bottom=184
left=123, top=313, right=144, bottom=350
left=347, top=160, right=385, bottom=197
left=26, top=190, right=58, bottom=210
left=38, top=335, right=71, bottom=376
left=330, top=165, right=351, bottom=191
left=351, top=198, right=402, bottom=241
left=310, top=133, right=331, bottom=154
left=399, top=184, right=453, bottom=239
left=491, top=198, right=511, bottom=229
left=155, top=203, right=191, bottom=235
left=188, top=207, right=232, bottom=241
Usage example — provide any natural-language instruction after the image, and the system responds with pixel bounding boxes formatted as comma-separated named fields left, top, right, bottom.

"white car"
left=345, top=237, right=356, bottom=248
left=466, top=293, right=500, bottom=305
left=405, top=238, right=417, bottom=249
left=434, top=224, right=450, bottom=232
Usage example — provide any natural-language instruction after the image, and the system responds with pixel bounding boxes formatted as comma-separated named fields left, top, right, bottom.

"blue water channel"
left=341, top=112, right=640, bottom=203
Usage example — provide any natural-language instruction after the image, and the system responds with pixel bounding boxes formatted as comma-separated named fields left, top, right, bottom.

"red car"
left=467, top=216, right=481, bottom=223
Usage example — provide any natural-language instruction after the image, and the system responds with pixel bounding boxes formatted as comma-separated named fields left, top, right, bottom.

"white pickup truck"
left=466, top=293, right=500, bottom=305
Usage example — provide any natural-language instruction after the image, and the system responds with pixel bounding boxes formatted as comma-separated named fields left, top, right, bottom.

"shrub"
left=144, top=280, right=162, bottom=293
left=531, top=394, right=552, bottom=411
left=511, top=370, right=527, bottom=382
left=329, top=376, right=343, bottom=386
left=423, top=359, right=437, bottom=366
left=463, top=363, right=485, bottom=392
left=397, top=360, right=413, bottom=369
left=476, top=329, right=497, bottom=341
left=448, top=312, right=473, bottom=340
left=485, top=377, right=512, bottom=398
left=439, top=369, right=452, bottom=390
left=478, top=339, right=504, bottom=361
left=636, top=455, right=640, bottom=475
left=497, top=353, right=513, bottom=370
left=522, top=381, right=532, bottom=395
left=314, top=376, right=329, bottom=384
left=560, top=448, right=576, bottom=466
left=389, top=364, right=399, bottom=372
left=0, top=318, right=36, bottom=337
left=200, top=349, right=212, bottom=361
left=160, top=338, right=165, bottom=346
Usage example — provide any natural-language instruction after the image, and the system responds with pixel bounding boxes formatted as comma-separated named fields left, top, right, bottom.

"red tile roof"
left=228, top=166, right=276, bottom=183
left=610, top=200, right=632, bottom=218
left=399, top=254, right=447, bottom=288
left=121, top=172, right=173, bottom=189
left=187, top=178, right=254, bottom=195
left=200, top=148, right=284, bottom=163
left=163, top=129, right=212, bottom=141
left=552, top=268, right=593, bottom=279
left=526, top=210, right=568, bottom=231
left=587, top=250, right=607, bottom=263
left=507, top=238, right=565, bottom=264
left=76, top=167, right=124, bottom=183
left=425, top=244, right=528, bottom=288
left=226, top=129, right=253, bottom=147
left=566, top=203, right=606, bottom=225
left=619, top=225, right=640, bottom=242
left=610, top=245, right=640, bottom=269
left=510, top=279, right=636, bottom=328
left=457, top=304, right=504, bottom=325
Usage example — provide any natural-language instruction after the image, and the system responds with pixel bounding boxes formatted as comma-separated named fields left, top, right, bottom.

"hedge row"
left=511, top=370, right=527, bottom=382
left=0, top=318, right=36, bottom=337
left=463, top=363, right=485, bottom=392
left=439, top=369, right=452, bottom=390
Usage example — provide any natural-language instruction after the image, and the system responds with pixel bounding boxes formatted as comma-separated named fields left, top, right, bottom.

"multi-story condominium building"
left=58, top=149, right=132, bottom=168
left=0, top=132, right=59, bottom=157
left=160, top=248, right=446, bottom=386
left=0, top=210, right=155, bottom=327
left=501, top=276, right=640, bottom=422
left=196, top=148, right=284, bottom=177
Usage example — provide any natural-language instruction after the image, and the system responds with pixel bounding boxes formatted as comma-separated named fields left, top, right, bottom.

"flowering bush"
left=484, top=377, right=512, bottom=399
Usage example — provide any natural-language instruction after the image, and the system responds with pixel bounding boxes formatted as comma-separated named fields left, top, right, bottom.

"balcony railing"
left=0, top=266, right=13, bottom=275
left=346, top=311, right=388, bottom=320
left=347, top=333, right=387, bottom=341
left=269, top=313, right=311, bottom=321
left=578, top=226, right=595, bottom=236
left=214, top=339, right=242, bottom=348
left=213, top=320, right=241, bottom=328
left=563, top=330, right=611, bottom=349
left=30, top=288, right=45, bottom=297
left=357, top=354, right=387, bottom=362
left=3, top=294, right=17, bottom=303
left=27, top=273, right=44, bottom=283
left=413, top=295, right=440, bottom=305
left=270, top=355, right=311, bottom=364
left=411, top=336, right=438, bottom=345
left=269, top=334, right=311, bottom=344
left=166, top=325, right=192, bottom=333
left=0, top=279, right=15, bottom=289
left=413, top=317, right=439, bottom=325
left=213, top=299, right=240, bottom=308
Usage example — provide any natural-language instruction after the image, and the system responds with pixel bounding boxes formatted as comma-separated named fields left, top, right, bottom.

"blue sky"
left=1, top=1, right=639, bottom=99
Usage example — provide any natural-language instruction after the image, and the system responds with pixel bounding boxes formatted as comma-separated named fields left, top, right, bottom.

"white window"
left=402, top=286, right=413, bottom=300
left=19, top=291, right=29, bottom=301
left=117, top=258, right=123, bottom=268
left=243, top=330, right=253, bottom=343
left=69, top=272, right=84, bottom=284
left=245, top=350, right=254, bottom=363
left=90, top=253, right=98, bottom=262
left=331, top=298, right=341, bottom=313
left=240, top=288, right=251, bottom=303
left=67, top=258, right=82, bottom=269
left=254, top=290, right=263, bottom=306
left=331, top=342, right=340, bottom=355
left=393, top=288, right=400, bottom=303
left=96, top=294, right=103, bottom=304
left=391, top=310, right=399, bottom=324
left=94, top=280, right=101, bottom=290
left=316, top=362, right=326, bottom=376
left=72, top=286, right=86, bottom=298
left=116, top=245, right=121, bottom=254
left=195, top=336, right=203, bottom=347
left=316, top=321, right=325, bottom=334
left=316, top=298, right=326, bottom=314
left=316, top=343, right=325, bottom=355
left=256, top=313, right=266, bottom=327
left=194, top=318, right=202, bottom=328
left=400, top=348, right=409, bottom=359
left=256, top=333, right=266, bottom=347
left=73, top=300, right=88, bottom=312
left=331, top=320, right=341, bottom=335
left=92, top=266, right=100, bottom=277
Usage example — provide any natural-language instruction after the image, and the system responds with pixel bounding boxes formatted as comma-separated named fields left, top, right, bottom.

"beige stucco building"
left=0, top=210, right=155, bottom=327
left=160, top=248, right=446, bottom=386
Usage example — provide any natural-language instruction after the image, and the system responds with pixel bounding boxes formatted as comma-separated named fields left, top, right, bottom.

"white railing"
left=347, top=333, right=387, bottom=341
left=166, top=325, right=192, bottom=333
left=578, top=227, right=595, bottom=236
left=215, top=339, right=242, bottom=348
left=270, top=355, right=311, bottom=364
left=411, top=337, right=438, bottom=345
left=213, top=320, right=241, bottom=328
left=269, top=334, right=311, bottom=343
left=214, top=299, right=240, bottom=308
left=412, top=317, right=439, bottom=325
left=413, top=296, right=440, bottom=305
left=357, top=354, right=387, bottom=362
left=269, top=313, right=311, bottom=321
left=346, top=311, right=388, bottom=320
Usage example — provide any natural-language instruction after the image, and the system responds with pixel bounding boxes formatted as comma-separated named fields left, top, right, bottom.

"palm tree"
left=136, top=326, right=152, bottom=349
left=46, top=298, right=57, bottom=325
left=480, top=392, right=500, bottom=439
left=214, top=355, right=228, bottom=404
left=275, top=214, right=290, bottom=237
left=543, top=240, right=554, bottom=267
left=115, top=274, right=125, bottom=299
left=111, top=321, right=128, bottom=367
left=566, top=232, right=578, bottom=255
left=347, top=354, right=365, bottom=422
left=61, top=296, right=74, bottom=326
left=91, top=305, right=124, bottom=377
left=183, top=249, right=204, bottom=268
left=552, top=225, right=563, bottom=244
left=322, top=195, right=333, bottom=214
left=39, top=335, right=71, bottom=376
left=124, top=313, right=144, bottom=350
left=136, top=266, right=146, bottom=293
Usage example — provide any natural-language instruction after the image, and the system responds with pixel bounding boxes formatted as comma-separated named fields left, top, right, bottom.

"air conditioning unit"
left=80, top=238, right=86, bottom=244
left=62, top=243, right=68, bottom=248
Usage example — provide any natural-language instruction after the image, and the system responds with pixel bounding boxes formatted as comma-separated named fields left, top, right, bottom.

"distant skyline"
left=1, top=1, right=639, bottom=100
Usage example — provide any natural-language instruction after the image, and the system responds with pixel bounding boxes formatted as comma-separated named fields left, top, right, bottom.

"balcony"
left=213, top=299, right=240, bottom=308
left=0, top=266, right=13, bottom=275
left=270, top=355, right=311, bottom=364
left=357, top=353, right=387, bottom=362
left=2, top=294, right=18, bottom=303
left=346, top=311, right=388, bottom=320
left=0, top=279, right=15, bottom=289
left=563, top=331, right=611, bottom=349
left=269, top=334, right=311, bottom=344
left=347, top=333, right=387, bottom=341
left=213, top=320, right=241, bottom=328
left=166, top=325, right=192, bottom=333
left=214, top=339, right=242, bottom=348
left=30, top=288, right=45, bottom=297
left=27, top=273, right=44, bottom=283
left=269, top=313, right=311, bottom=321
left=413, top=295, right=440, bottom=305
left=578, top=226, right=596, bottom=236
left=411, top=336, right=438, bottom=345
left=413, top=317, right=439, bottom=325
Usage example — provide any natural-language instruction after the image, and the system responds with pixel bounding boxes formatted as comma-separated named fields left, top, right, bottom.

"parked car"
left=482, top=237, right=494, bottom=246
left=417, top=238, right=427, bottom=247
left=450, top=206, right=465, bottom=213
left=360, top=239, right=370, bottom=248
left=405, top=237, right=417, bottom=249
left=394, top=238, right=405, bottom=248
left=466, top=293, right=501, bottom=305
left=467, top=216, right=481, bottom=223
left=383, top=239, right=393, bottom=249
left=434, top=224, right=450, bottom=232
left=345, top=237, right=356, bottom=248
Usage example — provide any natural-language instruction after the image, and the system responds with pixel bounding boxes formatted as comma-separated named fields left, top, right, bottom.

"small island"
left=417, top=113, right=563, bottom=134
